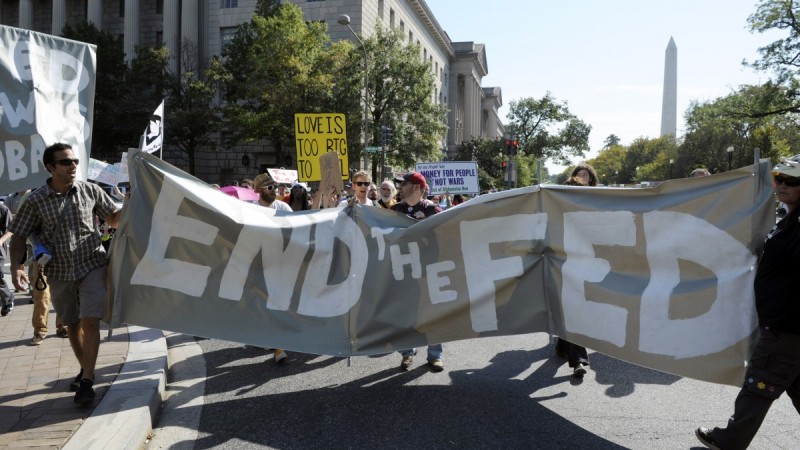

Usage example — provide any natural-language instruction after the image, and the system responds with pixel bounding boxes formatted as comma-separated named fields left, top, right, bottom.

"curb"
left=63, top=326, right=167, bottom=450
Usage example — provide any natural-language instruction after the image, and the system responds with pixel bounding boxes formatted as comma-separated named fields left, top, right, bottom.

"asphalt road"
left=147, top=332, right=799, bottom=449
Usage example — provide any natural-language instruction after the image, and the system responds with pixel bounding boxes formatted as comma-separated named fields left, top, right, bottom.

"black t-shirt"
left=391, top=199, right=442, bottom=220
left=754, top=209, right=800, bottom=335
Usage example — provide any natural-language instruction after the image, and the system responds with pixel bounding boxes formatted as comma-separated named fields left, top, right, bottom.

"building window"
left=222, top=0, right=238, bottom=8
left=156, top=0, right=163, bottom=14
left=221, top=27, right=237, bottom=49
left=156, top=31, right=163, bottom=44
left=423, top=48, right=427, bottom=60
left=378, top=0, right=384, bottom=19
left=408, top=31, right=413, bottom=44
left=119, top=0, right=124, bottom=17
left=435, top=62, right=438, bottom=77
left=400, top=20, right=404, bottom=32
left=390, top=9, right=395, bottom=27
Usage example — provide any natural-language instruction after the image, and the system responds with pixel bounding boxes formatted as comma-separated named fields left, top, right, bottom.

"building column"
left=464, top=75, right=475, bottom=139
left=19, top=0, right=33, bottom=29
left=181, top=0, right=198, bottom=76
left=51, top=0, right=67, bottom=36
left=124, top=0, right=141, bottom=62
left=164, top=0, right=181, bottom=74
left=87, top=0, right=103, bottom=29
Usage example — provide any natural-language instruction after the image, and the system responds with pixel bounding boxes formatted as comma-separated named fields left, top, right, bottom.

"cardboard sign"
left=318, top=152, right=345, bottom=208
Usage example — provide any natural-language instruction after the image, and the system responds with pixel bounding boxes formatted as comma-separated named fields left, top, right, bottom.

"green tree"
left=210, top=3, right=354, bottom=161
left=604, top=134, right=621, bottom=148
left=364, top=26, right=448, bottom=172
left=165, top=42, right=222, bottom=175
left=61, top=22, right=127, bottom=160
left=745, top=0, right=800, bottom=116
left=453, top=138, right=507, bottom=191
left=505, top=93, right=591, bottom=165
left=680, top=84, right=798, bottom=173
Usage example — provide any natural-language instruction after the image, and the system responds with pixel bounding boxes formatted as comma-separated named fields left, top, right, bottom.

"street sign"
left=365, top=146, right=381, bottom=153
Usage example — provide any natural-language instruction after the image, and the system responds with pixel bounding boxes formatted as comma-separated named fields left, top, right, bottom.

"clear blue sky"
left=425, top=0, right=779, bottom=171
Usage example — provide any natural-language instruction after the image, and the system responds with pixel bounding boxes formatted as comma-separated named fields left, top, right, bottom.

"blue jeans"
left=401, top=344, right=443, bottom=361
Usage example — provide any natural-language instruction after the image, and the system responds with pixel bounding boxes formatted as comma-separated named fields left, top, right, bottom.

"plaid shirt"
left=9, top=180, right=119, bottom=281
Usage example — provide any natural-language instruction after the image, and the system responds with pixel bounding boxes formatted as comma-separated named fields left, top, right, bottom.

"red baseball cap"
left=403, top=172, right=428, bottom=191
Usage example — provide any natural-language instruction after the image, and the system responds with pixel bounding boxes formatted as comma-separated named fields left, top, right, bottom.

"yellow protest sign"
left=295, top=113, right=348, bottom=182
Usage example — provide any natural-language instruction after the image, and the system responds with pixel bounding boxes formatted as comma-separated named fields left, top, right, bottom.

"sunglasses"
left=262, top=184, right=278, bottom=191
left=354, top=181, right=370, bottom=187
left=773, top=174, right=800, bottom=187
left=53, top=158, right=80, bottom=166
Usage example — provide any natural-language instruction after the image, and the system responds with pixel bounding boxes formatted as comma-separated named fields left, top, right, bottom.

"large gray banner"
left=0, top=25, right=96, bottom=192
left=110, top=153, right=774, bottom=386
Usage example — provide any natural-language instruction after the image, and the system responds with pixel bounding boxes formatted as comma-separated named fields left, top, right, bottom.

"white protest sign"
left=141, top=101, right=164, bottom=154
left=267, top=168, right=299, bottom=184
left=88, top=158, right=108, bottom=181
left=415, top=161, right=480, bottom=195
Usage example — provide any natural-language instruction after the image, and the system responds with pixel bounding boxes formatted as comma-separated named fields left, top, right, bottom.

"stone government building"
left=0, top=0, right=504, bottom=184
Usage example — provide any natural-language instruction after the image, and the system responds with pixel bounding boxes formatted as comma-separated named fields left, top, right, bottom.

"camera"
left=32, top=240, right=51, bottom=266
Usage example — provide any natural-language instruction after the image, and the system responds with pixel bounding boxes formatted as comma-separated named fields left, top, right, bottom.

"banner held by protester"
left=110, top=153, right=773, bottom=386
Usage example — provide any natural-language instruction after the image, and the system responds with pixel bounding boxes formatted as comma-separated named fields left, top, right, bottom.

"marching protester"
left=367, top=183, right=379, bottom=202
left=9, top=143, right=122, bottom=404
left=391, top=172, right=445, bottom=372
left=377, top=181, right=397, bottom=209
left=287, top=181, right=312, bottom=211
left=555, top=163, right=599, bottom=378
left=252, top=172, right=292, bottom=364
left=5, top=188, right=67, bottom=343
left=340, top=171, right=377, bottom=207
left=695, top=155, right=800, bottom=449
left=0, top=202, right=13, bottom=317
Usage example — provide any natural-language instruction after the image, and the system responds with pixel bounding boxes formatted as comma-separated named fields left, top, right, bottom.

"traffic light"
left=512, top=139, right=518, bottom=156
left=501, top=161, right=507, bottom=169
left=381, top=126, right=393, bottom=146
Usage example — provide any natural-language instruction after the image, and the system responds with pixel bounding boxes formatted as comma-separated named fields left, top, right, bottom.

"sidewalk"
left=0, top=274, right=167, bottom=449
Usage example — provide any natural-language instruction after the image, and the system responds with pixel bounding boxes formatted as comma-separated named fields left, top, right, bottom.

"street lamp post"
left=338, top=14, right=369, bottom=172
left=726, top=146, right=734, bottom=171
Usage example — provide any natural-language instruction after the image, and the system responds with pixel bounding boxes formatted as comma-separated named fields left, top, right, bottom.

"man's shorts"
left=49, top=265, right=107, bottom=326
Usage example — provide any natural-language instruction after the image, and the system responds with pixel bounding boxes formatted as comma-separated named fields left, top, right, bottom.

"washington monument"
left=660, top=37, right=677, bottom=138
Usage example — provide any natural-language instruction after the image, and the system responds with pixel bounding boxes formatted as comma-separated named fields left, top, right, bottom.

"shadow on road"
left=156, top=338, right=686, bottom=449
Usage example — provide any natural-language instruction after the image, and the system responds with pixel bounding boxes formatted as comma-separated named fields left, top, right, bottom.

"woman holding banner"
left=696, top=156, right=800, bottom=449
left=555, top=163, right=599, bottom=378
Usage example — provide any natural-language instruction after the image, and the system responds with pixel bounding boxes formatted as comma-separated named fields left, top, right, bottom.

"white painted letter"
left=640, top=211, right=757, bottom=357
left=297, top=211, right=369, bottom=317
left=461, top=214, right=548, bottom=332
left=562, top=211, right=634, bottom=347
left=130, top=178, right=216, bottom=296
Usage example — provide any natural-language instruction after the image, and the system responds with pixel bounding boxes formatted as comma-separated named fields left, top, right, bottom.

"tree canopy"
left=505, top=93, right=591, bottom=165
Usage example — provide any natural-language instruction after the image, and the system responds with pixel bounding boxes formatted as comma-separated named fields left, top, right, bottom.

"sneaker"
left=695, top=427, right=723, bottom=450
left=428, top=359, right=444, bottom=372
left=56, top=328, right=69, bottom=338
left=74, top=379, right=95, bottom=404
left=573, top=363, right=587, bottom=377
left=400, top=355, right=414, bottom=371
left=274, top=349, right=287, bottom=365
left=30, top=332, right=45, bottom=346
left=1, top=300, right=13, bottom=316
left=69, top=370, right=84, bottom=392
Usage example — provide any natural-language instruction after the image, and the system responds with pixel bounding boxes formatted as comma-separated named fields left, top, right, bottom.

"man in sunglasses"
left=8, top=143, right=121, bottom=405
left=251, top=172, right=292, bottom=365
left=696, top=155, right=800, bottom=449
left=253, top=172, right=292, bottom=212
left=390, top=172, right=445, bottom=372
left=339, top=170, right=376, bottom=207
